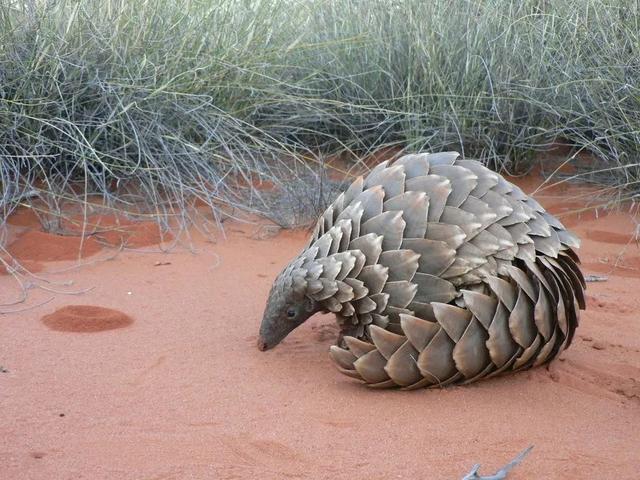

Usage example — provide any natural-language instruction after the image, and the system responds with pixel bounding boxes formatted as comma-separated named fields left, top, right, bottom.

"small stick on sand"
left=461, top=446, right=533, bottom=480
left=0, top=189, right=39, bottom=208
left=0, top=296, right=55, bottom=315
left=584, top=274, right=608, bottom=282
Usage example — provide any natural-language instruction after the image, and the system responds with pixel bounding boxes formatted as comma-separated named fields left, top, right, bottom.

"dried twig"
left=584, top=274, right=608, bottom=282
left=0, top=189, right=39, bottom=209
left=0, top=296, right=55, bottom=315
left=0, top=250, right=95, bottom=312
left=461, top=446, right=533, bottom=480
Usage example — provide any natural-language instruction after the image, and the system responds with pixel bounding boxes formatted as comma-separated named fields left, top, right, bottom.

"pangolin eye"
left=286, top=307, right=297, bottom=318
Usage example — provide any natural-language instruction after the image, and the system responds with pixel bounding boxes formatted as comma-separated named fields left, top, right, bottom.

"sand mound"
left=62, top=214, right=173, bottom=248
left=7, top=230, right=103, bottom=262
left=6, top=207, right=41, bottom=228
left=41, top=305, right=133, bottom=333
left=97, top=220, right=172, bottom=248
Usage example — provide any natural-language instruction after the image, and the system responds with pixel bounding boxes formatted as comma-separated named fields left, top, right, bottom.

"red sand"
left=1, top=211, right=173, bottom=276
left=0, top=258, right=44, bottom=275
left=7, top=230, right=103, bottom=263
left=6, top=207, right=41, bottom=227
left=61, top=213, right=173, bottom=249
left=41, top=305, right=134, bottom=333
left=1, top=179, right=639, bottom=479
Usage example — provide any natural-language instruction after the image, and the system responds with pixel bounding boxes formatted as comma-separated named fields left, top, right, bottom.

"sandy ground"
left=1, top=176, right=639, bottom=479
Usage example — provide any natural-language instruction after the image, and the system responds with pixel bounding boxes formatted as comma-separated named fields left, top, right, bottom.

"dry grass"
left=1, top=0, right=639, bottom=231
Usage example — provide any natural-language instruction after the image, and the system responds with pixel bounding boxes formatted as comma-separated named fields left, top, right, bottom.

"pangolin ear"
left=291, top=275, right=308, bottom=298
left=303, top=296, right=315, bottom=312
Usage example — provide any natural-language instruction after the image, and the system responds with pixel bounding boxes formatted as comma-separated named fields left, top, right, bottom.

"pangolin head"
left=257, top=261, right=319, bottom=351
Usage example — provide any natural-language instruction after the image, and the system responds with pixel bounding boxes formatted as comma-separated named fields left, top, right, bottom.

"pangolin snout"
left=257, top=335, right=270, bottom=351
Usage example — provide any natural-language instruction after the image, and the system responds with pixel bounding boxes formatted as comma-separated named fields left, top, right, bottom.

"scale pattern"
left=283, top=152, right=585, bottom=389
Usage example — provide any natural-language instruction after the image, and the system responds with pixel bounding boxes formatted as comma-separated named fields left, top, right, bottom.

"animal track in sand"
left=222, top=436, right=302, bottom=470
left=41, top=305, right=133, bottom=333
left=129, top=356, right=166, bottom=386
left=277, top=337, right=319, bottom=354
left=311, top=323, right=340, bottom=343
left=547, top=359, right=640, bottom=404
left=584, top=260, right=640, bottom=279
left=313, top=417, right=356, bottom=429
left=585, top=294, right=633, bottom=314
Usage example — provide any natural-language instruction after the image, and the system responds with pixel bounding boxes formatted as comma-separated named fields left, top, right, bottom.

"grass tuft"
left=1, top=0, right=639, bottom=231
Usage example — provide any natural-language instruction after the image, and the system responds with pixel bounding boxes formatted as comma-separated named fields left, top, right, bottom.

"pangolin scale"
left=258, top=151, right=585, bottom=389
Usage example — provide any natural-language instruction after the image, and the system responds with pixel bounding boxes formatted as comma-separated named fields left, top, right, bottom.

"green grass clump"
left=1, top=0, right=639, bottom=229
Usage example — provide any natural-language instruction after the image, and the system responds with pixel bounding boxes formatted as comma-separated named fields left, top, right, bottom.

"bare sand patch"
left=1, top=175, right=638, bottom=479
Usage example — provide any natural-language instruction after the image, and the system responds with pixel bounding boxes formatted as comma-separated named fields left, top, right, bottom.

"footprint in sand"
left=548, top=359, right=640, bottom=403
left=41, top=305, right=133, bottom=333
left=585, top=295, right=633, bottom=314
left=314, top=417, right=356, bottom=429
left=222, top=436, right=302, bottom=469
left=311, top=323, right=340, bottom=343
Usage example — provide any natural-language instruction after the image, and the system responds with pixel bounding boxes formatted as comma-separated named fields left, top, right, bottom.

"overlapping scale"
left=284, top=151, right=584, bottom=388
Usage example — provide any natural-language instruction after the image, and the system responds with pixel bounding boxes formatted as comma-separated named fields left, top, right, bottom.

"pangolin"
left=257, top=151, right=585, bottom=389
